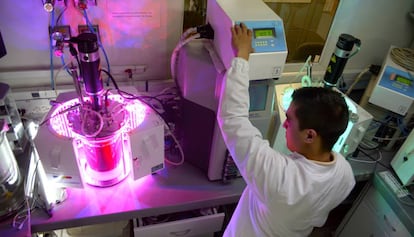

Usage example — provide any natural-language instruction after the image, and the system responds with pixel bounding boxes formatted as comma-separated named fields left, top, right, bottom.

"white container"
left=0, top=118, right=24, bottom=219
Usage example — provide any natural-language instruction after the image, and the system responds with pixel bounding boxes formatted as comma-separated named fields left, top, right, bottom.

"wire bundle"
left=390, top=47, right=414, bottom=72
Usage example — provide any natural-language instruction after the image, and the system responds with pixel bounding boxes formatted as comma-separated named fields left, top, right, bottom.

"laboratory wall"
left=0, top=0, right=413, bottom=90
left=0, top=0, right=184, bottom=89
left=318, top=0, right=414, bottom=72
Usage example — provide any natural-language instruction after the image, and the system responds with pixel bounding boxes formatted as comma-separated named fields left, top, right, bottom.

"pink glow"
left=48, top=94, right=147, bottom=187
left=74, top=133, right=131, bottom=187
left=49, top=94, right=146, bottom=138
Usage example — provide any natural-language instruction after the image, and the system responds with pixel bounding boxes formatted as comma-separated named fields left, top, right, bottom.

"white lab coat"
left=217, top=58, right=356, bottom=237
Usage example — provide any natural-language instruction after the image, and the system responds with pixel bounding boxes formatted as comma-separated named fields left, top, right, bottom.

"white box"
left=207, top=0, right=288, bottom=80
left=369, top=46, right=414, bottom=116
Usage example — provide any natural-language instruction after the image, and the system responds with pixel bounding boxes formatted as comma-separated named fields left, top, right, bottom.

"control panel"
left=238, top=20, right=287, bottom=54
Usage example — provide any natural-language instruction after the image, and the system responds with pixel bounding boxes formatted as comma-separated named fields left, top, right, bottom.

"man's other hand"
left=231, top=23, right=253, bottom=61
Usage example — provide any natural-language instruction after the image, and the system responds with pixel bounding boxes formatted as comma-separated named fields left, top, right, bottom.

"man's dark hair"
left=291, top=87, right=349, bottom=152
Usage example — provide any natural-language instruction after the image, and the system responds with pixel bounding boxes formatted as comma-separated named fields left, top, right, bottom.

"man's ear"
left=304, top=129, right=317, bottom=143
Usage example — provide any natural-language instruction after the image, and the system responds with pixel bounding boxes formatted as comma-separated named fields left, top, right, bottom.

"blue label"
left=379, top=66, right=414, bottom=99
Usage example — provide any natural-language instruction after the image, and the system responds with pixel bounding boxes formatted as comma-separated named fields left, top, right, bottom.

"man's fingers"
left=242, top=23, right=251, bottom=33
left=234, top=23, right=241, bottom=34
left=247, top=28, right=252, bottom=36
left=240, top=23, right=252, bottom=35
left=233, top=22, right=252, bottom=37
left=233, top=23, right=245, bottom=34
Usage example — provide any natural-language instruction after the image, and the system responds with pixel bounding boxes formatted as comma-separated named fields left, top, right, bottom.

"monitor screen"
left=0, top=31, right=6, bottom=59
left=249, top=80, right=269, bottom=112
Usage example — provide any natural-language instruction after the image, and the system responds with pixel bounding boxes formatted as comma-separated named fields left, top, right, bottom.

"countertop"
left=0, top=162, right=246, bottom=237
left=0, top=148, right=403, bottom=237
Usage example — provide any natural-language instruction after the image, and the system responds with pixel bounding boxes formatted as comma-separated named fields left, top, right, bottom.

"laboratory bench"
left=0, top=161, right=245, bottom=237
left=1, top=149, right=411, bottom=237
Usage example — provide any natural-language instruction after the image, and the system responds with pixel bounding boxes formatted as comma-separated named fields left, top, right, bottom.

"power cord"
left=344, top=63, right=381, bottom=100
left=390, top=47, right=414, bottom=72
left=349, top=146, right=390, bottom=169
left=100, top=69, right=186, bottom=166
left=170, top=23, right=214, bottom=84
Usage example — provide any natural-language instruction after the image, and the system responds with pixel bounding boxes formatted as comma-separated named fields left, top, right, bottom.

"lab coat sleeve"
left=218, top=57, right=286, bottom=202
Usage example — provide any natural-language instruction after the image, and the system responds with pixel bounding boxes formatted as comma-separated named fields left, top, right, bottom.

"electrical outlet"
left=111, top=65, right=147, bottom=75
left=78, top=24, right=100, bottom=39
left=49, top=25, right=71, bottom=41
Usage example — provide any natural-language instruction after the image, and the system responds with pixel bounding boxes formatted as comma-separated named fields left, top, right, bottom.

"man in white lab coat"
left=217, top=23, right=356, bottom=237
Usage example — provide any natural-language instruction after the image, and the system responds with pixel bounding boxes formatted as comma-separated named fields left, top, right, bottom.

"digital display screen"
left=254, top=28, right=275, bottom=39
left=396, top=75, right=412, bottom=86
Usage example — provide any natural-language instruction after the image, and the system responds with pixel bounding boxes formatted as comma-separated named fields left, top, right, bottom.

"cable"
left=60, top=55, right=72, bottom=76
left=117, top=89, right=185, bottom=166
left=347, top=157, right=378, bottom=164
left=368, top=134, right=408, bottom=142
left=99, top=69, right=159, bottom=119
left=180, top=26, right=198, bottom=42
left=39, top=103, right=81, bottom=127
left=119, top=90, right=171, bottom=127
left=100, top=69, right=119, bottom=90
left=100, top=68, right=172, bottom=128
left=362, top=114, right=409, bottom=145
left=170, top=31, right=201, bottom=82
left=350, top=147, right=382, bottom=163
left=337, top=75, right=346, bottom=91
left=171, top=23, right=214, bottom=91
left=396, top=116, right=410, bottom=136
left=390, top=47, right=414, bottom=72
left=25, top=197, right=31, bottom=236
left=101, top=70, right=185, bottom=165
left=101, top=69, right=184, bottom=165
left=290, top=55, right=312, bottom=85
left=348, top=45, right=361, bottom=58
left=55, top=6, right=67, bottom=25
left=53, top=56, right=75, bottom=91
left=164, top=125, right=185, bottom=166
left=345, top=65, right=371, bottom=96
left=358, top=139, right=380, bottom=150
left=49, top=10, right=56, bottom=90
left=80, top=107, right=104, bottom=137
left=102, top=71, right=177, bottom=131
left=69, top=44, right=82, bottom=81
left=156, top=87, right=179, bottom=97
left=356, top=147, right=390, bottom=169
left=107, top=103, right=126, bottom=123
